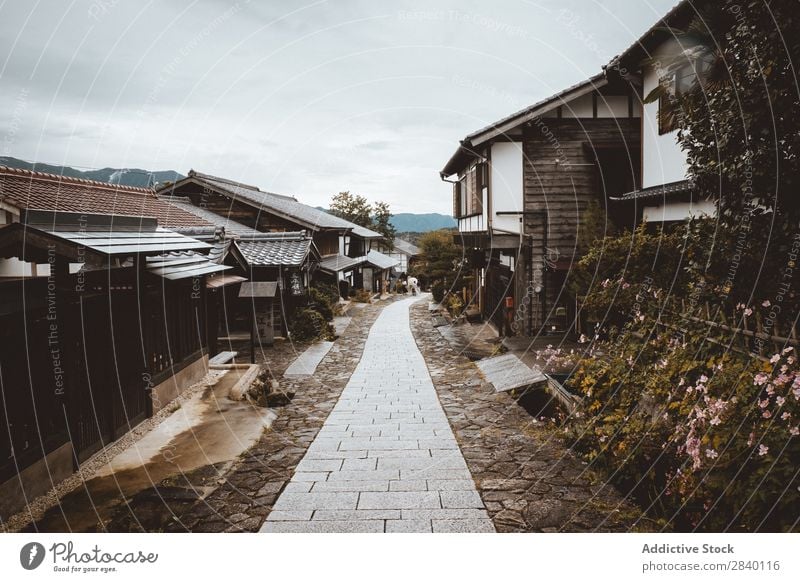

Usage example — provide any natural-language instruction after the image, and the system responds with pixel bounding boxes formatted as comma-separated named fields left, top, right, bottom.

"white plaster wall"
left=561, top=93, right=593, bottom=118
left=643, top=199, right=716, bottom=222
left=490, top=142, right=523, bottom=234
left=642, top=40, right=691, bottom=188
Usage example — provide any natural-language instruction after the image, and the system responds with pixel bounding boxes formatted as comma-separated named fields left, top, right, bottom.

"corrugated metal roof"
left=146, top=254, right=231, bottom=280
left=318, top=254, right=365, bottom=273
left=237, top=231, right=312, bottom=267
left=392, top=238, right=420, bottom=256
left=364, top=250, right=399, bottom=270
left=239, top=281, right=278, bottom=298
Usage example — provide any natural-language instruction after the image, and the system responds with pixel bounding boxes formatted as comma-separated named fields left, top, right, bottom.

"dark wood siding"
left=522, top=117, right=640, bottom=331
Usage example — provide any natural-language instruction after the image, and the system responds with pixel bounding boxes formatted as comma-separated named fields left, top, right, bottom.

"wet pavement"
left=29, top=368, right=275, bottom=532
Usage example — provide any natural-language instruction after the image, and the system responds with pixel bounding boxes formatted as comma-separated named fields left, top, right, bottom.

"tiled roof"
left=237, top=231, right=312, bottom=267
left=160, top=195, right=261, bottom=237
left=610, top=179, right=692, bottom=201
left=0, top=165, right=212, bottom=228
left=163, top=171, right=383, bottom=239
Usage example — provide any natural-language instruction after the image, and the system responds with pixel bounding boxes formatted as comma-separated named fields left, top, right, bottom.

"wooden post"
left=250, top=301, right=256, bottom=364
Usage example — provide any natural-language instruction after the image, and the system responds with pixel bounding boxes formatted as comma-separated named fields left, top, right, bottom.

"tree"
left=372, top=201, right=395, bottom=250
left=410, top=229, right=463, bottom=284
left=644, top=0, right=800, bottom=313
left=329, top=191, right=373, bottom=228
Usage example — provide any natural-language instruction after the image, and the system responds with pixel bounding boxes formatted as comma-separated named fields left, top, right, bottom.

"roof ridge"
left=0, top=164, right=156, bottom=195
left=188, top=169, right=262, bottom=192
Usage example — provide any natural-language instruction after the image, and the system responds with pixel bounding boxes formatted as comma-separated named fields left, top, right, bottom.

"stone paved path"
left=260, top=296, right=495, bottom=533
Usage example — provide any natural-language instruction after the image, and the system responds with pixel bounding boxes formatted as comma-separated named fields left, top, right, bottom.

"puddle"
left=30, top=369, right=275, bottom=532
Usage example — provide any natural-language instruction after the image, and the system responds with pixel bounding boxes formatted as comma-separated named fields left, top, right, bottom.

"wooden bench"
left=209, top=351, right=238, bottom=366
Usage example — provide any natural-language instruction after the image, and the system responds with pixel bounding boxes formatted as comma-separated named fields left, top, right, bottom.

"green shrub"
left=445, top=293, right=463, bottom=317
left=289, top=308, right=334, bottom=342
left=312, top=282, right=340, bottom=306
left=308, top=287, right=334, bottom=321
left=431, top=280, right=445, bottom=303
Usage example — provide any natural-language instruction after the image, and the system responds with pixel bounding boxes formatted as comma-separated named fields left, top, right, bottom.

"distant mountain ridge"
left=0, top=156, right=183, bottom=188
left=2, top=156, right=456, bottom=232
left=389, top=212, right=455, bottom=232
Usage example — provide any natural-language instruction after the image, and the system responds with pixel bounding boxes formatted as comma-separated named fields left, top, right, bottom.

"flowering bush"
left=567, top=321, right=799, bottom=531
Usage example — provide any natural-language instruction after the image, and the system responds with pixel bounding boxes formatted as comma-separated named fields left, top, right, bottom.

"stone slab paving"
left=284, top=341, right=336, bottom=377
left=409, top=301, right=657, bottom=532
left=476, top=353, right=547, bottom=393
left=261, top=296, right=495, bottom=533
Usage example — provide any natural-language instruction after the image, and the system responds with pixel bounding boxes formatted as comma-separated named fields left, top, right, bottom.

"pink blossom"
left=747, top=431, right=755, bottom=446
left=791, top=426, right=800, bottom=437
left=766, top=385, right=775, bottom=396
left=781, top=412, right=791, bottom=421
left=783, top=346, right=794, bottom=354
left=622, top=282, right=630, bottom=289
left=705, top=448, right=718, bottom=459
left=770, top=353, right=781, bottom=364
left=754, top=373, right=769, bottom=386
left=762, top=410, right=772, bottom=419
left=744, top=307, right=753, bottom=316
left=710, top=416, right=722, bottom=426
left=601, top=278, right=610, bottom=288
left=758, top=444, right=769, bottom=456
left=762, top=300, right=771, bottom=307
left=759, top=398, right=770, bottom=409
left=776, top=396, right=786, bottom=407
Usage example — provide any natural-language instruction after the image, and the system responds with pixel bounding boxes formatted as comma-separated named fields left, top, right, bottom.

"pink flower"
left=758, top=444, right=769, bottom=456
left=601, top=278, right=610, bottom=288
left=770, top=353, right=781, bottom=364
left=754, top=373, right=769, bottom=386
left=744, top=308, right=753, bottom=316
left=776, top=396, right=786, bottom=407
left=791, top=426, right=800, bottom=437
left=710, top=416, right=722, bottom=426
left=699, top=374, right=709, bottom=384
left=622, top=282, right=630, bottom=289
left=705, top=448, right=718, bottom=459
left=762, top=300, right=771, bottom=307
left=762, top=410, right=772, bottom=419
left=783, top=346, right=794, bottom=354
left=781, top=412, right=791, bottom=421
left=759, top=398, right=770, bottom=409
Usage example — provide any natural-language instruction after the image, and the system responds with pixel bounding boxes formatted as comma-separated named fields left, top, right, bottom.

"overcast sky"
left=0, top=0, right=675, bottom=214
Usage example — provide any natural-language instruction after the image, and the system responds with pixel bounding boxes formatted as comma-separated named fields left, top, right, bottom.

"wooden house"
left=441, top=69, right=641, bottom=336
left=157, top=171, right=389, bottom=296
left=386, top=238, right=420, bottom=275
left=606, top=0, right=716, bottom=224
left=0, top=186, right=229, bottom=520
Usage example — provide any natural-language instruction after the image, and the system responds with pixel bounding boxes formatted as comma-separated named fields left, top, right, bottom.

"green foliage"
left=307, top=287, right=334, bottom=321
left=329, top=191, right=373, bottom=228
left=445, top=292, right=464, bottom=317
left=289, top=308, right=334, bottom=342
left=312, top=282, right=341, bottom=306
left=373, top=201, right=396, bottom=249
left=431, top=280, right=445, bottom=303
left=410, top=229, right=463, bottom=292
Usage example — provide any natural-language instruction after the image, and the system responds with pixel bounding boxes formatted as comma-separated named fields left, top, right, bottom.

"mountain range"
left=0, top=156, right=455, bottom=232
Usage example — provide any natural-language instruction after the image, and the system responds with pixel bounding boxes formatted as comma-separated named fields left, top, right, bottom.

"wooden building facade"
left=441, top=71, right=641, bottom=336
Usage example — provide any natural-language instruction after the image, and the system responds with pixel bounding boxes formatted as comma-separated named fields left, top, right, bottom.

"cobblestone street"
left=261, top=296, right=494, bottom=533
left=32, top=293, right=650, bottom=533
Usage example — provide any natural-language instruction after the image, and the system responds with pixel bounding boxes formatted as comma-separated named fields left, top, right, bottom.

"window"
left=658, top=64, right=695, bottom=134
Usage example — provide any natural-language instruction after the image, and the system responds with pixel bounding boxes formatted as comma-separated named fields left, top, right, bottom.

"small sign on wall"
left=289, top=272, right=303, bottom=296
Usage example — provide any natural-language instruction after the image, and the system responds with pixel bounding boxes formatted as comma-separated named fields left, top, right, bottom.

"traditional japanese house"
left=441, top=69, right=641, bottom=336
left=156, top=171, right=392, bottom=296
left=386, top=238, right=420, bottom=275
left=607, top=0, right=715, bottom=224
left=236, top=231, right=318, bottom=342
left=0, top=203, right=228, bottom=519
